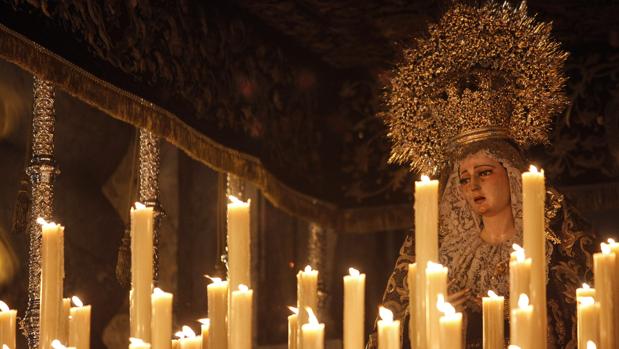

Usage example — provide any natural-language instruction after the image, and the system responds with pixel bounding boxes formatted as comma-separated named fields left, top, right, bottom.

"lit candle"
left=129, top=337, right=151, bottom=349
left=407, top=263, right=416, bottom=348
left=205, top=277, right=227, bottom=349
left=60, top=298, right=71, bottom=344
left=587, top=340, right=597, bottom=349
left=425, top=262, right=447, bottom=349
left=522, top=165, right=547, bottom=349
left=344, top=267, right=365, bottom=349
left=198, top=319, right=209, bottom=349
left=593, top=243, right=615, bottom=349
left=577, top=297, right=600, bottom=349
left=151, top=288, right=173, bottom=349
left=301, top=307, right=324, bottom=349
left=438, top=301, right=462, bottom=349
left=510, top=294, right=533, bottom=349
left=509, top=244, right=531, bottom=313
left=414, top=175, right=439, bottom=349
left=68, top=296, right=91, bottom=349
left=171, top=340, right=179, bottom=349
left=576, top=283, right=596, bottom=300
left=130, top=202, right=154, bottom=341
left=297, top=265, right=318, bottom=348
left=607, top=238, right=619, bottom=347
left=178, top=326, right=201, bottom=349
left=227, top=196, right=251, bottom=291
left=377, top=307, right=399, bottom=349
left=288, top=307, right=298, bottom=349
left=230, top=284, right=252, bottom=349
left=39, top=218, right=65, bottom=349
left=0, top=301, right=16, bottom=349
left=482, top=290, right=504, bottom=349
left=51, top=339, right=75, bottom=349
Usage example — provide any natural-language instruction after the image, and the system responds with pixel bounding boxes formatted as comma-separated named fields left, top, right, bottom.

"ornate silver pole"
left=22, top=77, right=59, bottom=349
left=137, top=129, right=162, bottom=284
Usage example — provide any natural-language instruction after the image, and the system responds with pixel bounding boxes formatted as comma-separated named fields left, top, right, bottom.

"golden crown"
left=382, top=1, right=568, bottom=175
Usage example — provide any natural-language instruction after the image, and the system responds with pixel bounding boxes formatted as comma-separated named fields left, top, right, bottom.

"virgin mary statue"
left=368, top=2, right=595, bottom=348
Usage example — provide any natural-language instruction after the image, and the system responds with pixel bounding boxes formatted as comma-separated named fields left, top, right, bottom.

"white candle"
left=230, top=284, right=252, bottom=349
left=577, top=297, right=600, bottom=349
left=438, top=301, right=462, bottom=349
left=607, top=238, right=619, bottom=347
left=198, top=319, right=209, bottom=349
left=414, top=175, right=439, bottom=349
left=482, top=291, right=504, bottom=349
left=39, top=218, right=65, bottom=349
left=60, top=298, right=71, bottom=344
left=205, top=277, right=227, bottom=349
left=227, top=196, right=251, bottom=291
left=171, top=340, right=179, bottom=349
left=522, top=166, right=547, bottom=349
left=425, top=262, right=447, bottom=349
left=288, top=307, right=298, bottom=349
left=300, top=307, right=324, bottom=349
left=510, top=294, right=533, bottom=349
left=129, top=337, right=151, bottom=349
left=344, top=267, right=365, bottom=349
left=151, top=288, right=173, bottom=349
left=576, top=283, right=596, bottom=300
left=297, top=265, right=318, bottom=348
left=0, top=301, right=16, bottom=349
left=377, top=307, right=399, bottom=349
left=178, top=326, right=201, bottom=349
left=68, top=296, right=91, bottom=349
left=593, top=243, right=615, bottom=349
left=130, top=203, right=154, bottom=341
left=509, top=244, right=531, bottom=313
left=51, top=339, right=76, bottom=349
left=407, top=263, right=416, bottom=349
left=587, top=340, right=597, bottom=349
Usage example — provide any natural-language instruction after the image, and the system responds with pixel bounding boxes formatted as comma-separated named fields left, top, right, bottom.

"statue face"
left=458, top=152, right=511, bottom=217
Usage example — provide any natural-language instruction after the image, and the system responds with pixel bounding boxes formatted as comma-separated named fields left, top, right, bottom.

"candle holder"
left=22, top=77, right=60, bottom=349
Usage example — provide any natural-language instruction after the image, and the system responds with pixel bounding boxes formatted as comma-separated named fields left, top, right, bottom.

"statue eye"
left=479, top=169, right=493, bottom=177
left=459, top=177, right=470, bottom=185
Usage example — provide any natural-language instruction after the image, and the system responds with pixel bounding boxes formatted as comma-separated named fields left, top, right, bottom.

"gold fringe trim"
left=0, top=22, right=412, bottom=234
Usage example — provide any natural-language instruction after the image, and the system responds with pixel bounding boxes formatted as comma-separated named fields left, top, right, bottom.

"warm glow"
left=3, top=344, right=9, bottom=349
left=205, top=275, right=223, bottom=284
left=582, top=283, right=590, bottom=289
left=0, top=301, right=9, bottom=312
left=304, top=265, right=313, bottom=273
left=71, top=296, right=83, bottom=307
left=518, top=294, right=530, bottom=309
left=238, top=284, right=249, bottom=292
left=51, top=340, right=67, bottom=349
left=528, top=165, right=539, bottom=173
left=487, top=290, right=499, bottom=298
left=36, top=217, right=48, bottom=225
left=579, top=296, right=595, bottom=307
left=198, top=318, right=210, bottom=327
left=426, top=261, right=445, bottom=273
left=608, top=238, right=616, bottom=245
left=420, top=175, right=431, bottom=182
left=436, top=293, right=445, bottom=312
left=306, top=307, right=319, bottom=325
left=508, top=346, right=521, bottom=349
left=349, top=267, right=360, bottom=277
left=174, top=331, right=186, bottom=339
left=133, top=202, right=146, bottom=210
left=601, top=242, right=611, bottom=254
left=379, top=306, right=393, bottom=322
left=182, top=325, right=196, bottom=338
left=587, top=340, right=597, bottom=349
left=153, top=287, right=165, bottom=296
left=512, top=243, right=525, bottom=262
left=228, top=196, right=250, bottom=207
left=130, top=337, right=145, bottom=345
left=288, top=306, right=299, bottom=315
left=441, top=302, right=456, bottom=317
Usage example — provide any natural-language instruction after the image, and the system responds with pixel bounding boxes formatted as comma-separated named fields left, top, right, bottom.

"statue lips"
left=473, top=195, right=486, bottom=205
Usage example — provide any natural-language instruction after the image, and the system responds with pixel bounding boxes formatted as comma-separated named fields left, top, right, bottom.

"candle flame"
left=512, top=244, right=525, bottom=262
left=198, top=318, right=210, bottom=327
left=238, top=284, right=249, bottom=292
left=441, top=302, right=456, bottom=317
left=153, top=287, right=165, bottom=296
left=288, top=306, right=298, bottom=315
left=71, top=296, right=83, bottom=307
left=0, top=301, right=9, bottom=312
left=228, top=195, right=250, bottom=206
left=304, top=265, right=313, bottom=273
left=579, top=296, right=595, bottom=307
left=306, top=307, right=319, bottom=325
left=182, top=325, right=196, bottom=338
left=349, top=267, right=360, bottom=277
left=601, top=242, right=611, bottom=254
left=36, top=217, right=48, bottom=225
left=420, top=175, right=431, bottom=182
left=133, top=202, right=146, bottom=210
left=582, top=283, right=590, bottom=289
left=487, top=290, right=499, bottom=298
left=3, top=344, right=9, bottom=349
left=518, top=294, right=530, bottom=309
left=508, top=346, right=522, bottom=349
left=608, top=238, right=616, bottom=245
left=174, top=331, right=186, bottom=339
left=426, top=261, right=445, bottom=273
left=436, top=293, right=445, bottom=312
left=379, top=306, right=393, bottom=322
left=51, top=340, right=67, bottom=349
left=587, top=340, right=597, bottom=349
left=129, top=338, right=145, bottom=345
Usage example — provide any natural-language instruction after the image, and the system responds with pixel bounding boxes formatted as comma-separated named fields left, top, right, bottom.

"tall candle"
left=130, top=203, right=154, bottom=341
left=593, top=243, right=615, bottom=349
left=377, top=307, right=399, bottom=349
left=438, top=302, right=462, bottom=349
left=68, top=296, right=91, bottom=349
left=59, top=298, right=71, bottom=344
left=198, top=319, right=209, bottom=349
left=288, top=307, right=298, bottom=349
left=407, top=263, right=416, bottom=348
left=522, top=165, right=547, bottom=349
left=482, top=291, right=504, bottom=349
left=206, top=277, right=227, bottom=349
left=344, top=267, right=365, bottom=349
left=510, top=294, right=533, bottom=349
left=414, top=175, right=439, bottom=349
left=178, top=327, right=201, bottom=349
left=230, top=284, right=252, bottom=349
left=301, top=308, right=324, bottom=349
left=129, top=337, right=151, bottom=349
left=39, top=219, right=65, bottom=349
left=151, top=288, right=172, bottom=349
left=227, top=196, right=251, bottom=291
left=577, top=297, right=600, bottom=349
left=607, top=238, right=619, bottom=346
left=0, top=301, right=16, bottom=349
left=297, top=265, right=318, bottom=349
left=509, top=244, right=531, bottom=313
left=425, top=262, right=447, bottom=349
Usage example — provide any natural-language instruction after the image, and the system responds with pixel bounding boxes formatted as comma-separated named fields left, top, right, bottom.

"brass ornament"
left=382, top=1, right=569, bottom=175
